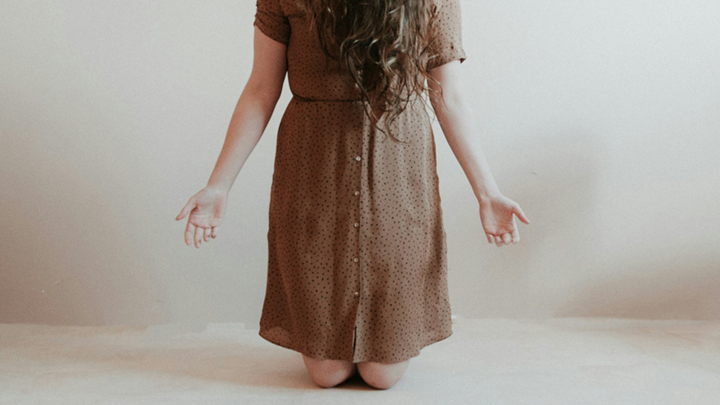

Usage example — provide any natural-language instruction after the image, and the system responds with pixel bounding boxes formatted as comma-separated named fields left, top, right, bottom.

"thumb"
left=513, top=204, right=530, bottom=225
left=176, top=198, right=197, bottom=221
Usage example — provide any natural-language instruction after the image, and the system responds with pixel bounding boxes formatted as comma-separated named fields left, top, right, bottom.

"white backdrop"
left=1, top=0, right=719, bottom=327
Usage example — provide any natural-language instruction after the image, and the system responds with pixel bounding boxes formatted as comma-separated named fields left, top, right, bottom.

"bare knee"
left=357, top=359, right=410, bottom=390
left=302, top=354, right=356, bottom=388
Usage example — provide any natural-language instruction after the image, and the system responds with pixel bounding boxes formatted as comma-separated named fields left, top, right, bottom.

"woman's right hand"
left=175, top=186, right=229, bottom=248
left=478, top=193, right=530, bottom=247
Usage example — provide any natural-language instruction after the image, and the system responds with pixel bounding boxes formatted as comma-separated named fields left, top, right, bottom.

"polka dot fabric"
left=253, top=0, right=468, bottom=364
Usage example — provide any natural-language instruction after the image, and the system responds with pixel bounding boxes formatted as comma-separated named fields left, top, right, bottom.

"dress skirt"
left=254, top=0, right=468, bottom=363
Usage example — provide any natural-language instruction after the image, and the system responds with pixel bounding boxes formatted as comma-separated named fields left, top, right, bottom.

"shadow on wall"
left=558, top=253, right=720, bottom=320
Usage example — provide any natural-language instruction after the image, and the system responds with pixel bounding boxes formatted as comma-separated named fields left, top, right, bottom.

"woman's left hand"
left=478, top=194, right=530, bottom=247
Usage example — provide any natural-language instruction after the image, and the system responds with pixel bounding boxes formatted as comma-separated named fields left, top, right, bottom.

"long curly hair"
left=297, top=0, right=444, bottom=143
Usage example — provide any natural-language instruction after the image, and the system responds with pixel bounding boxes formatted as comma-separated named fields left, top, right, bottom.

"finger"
left=194, top=226, right=204, bottom=248
left=486, top=233, right=494, bottom=244
left=211, top=226, right=219, bottom=238
left=512, top=225, right=520, bottom=243
left=514, top=204, right=530, bottom=225
left=204, top=227, right=211, bottom=242
left=502, top=233, right=512, bottom=244
left=176, top=199, right=196, bottom=221
left=184, top=221, right=195, bottom=246
left=494, top=235, right=503, bottom=247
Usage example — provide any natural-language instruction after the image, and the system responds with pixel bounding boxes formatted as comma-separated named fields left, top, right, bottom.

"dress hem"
left=258, top=324, right=454, bottom=363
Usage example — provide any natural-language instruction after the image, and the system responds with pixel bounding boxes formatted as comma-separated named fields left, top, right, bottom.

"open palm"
left=479, top=194, right=530, bottom=246
left=175, top=187, right=228, bottom=248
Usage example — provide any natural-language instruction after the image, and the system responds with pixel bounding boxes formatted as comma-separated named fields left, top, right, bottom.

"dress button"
left=354, top=190, right=360, bottom=196
left=353, top=222, right=360, bottom=228
left=355, top=156, right=361, bottom=161
left=353, top=257, right=359, bottom=262
left=354, top=291, right=359, bottom=296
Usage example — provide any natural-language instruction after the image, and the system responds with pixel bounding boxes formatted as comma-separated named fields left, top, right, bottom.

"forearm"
left=432, top=90, right=501, bottom=203
left=207, top=85, right=278, bottom=193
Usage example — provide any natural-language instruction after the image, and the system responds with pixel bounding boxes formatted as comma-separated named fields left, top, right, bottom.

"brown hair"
left=298, top=0, right=444, bottom=143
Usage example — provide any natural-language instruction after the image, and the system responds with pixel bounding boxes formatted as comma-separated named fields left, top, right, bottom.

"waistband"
left=292, top=94, right=364, bottom=103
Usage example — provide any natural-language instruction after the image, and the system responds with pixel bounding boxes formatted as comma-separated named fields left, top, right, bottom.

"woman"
left=176, top=0, right=529, bottom=390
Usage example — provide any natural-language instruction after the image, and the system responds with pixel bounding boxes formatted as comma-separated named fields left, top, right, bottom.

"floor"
left=1, top=316, right=719, bottom=404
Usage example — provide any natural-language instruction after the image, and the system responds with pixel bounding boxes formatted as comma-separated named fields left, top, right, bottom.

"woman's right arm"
left=428, top=61, right=530, bottom=247
left=175, top=26, right=288, bottom=248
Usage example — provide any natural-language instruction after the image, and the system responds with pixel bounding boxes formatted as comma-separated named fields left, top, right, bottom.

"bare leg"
left=357, top=359, right=410, bottom=390
left=301, top=354, right=357, bottom=388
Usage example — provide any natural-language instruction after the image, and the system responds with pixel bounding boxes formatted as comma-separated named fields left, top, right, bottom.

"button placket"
left=353, top=152, right=362, bottom=301
left=351, top=111, right=368, bottom=362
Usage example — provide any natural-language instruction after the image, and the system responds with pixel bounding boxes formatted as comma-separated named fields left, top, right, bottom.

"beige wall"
left=1, top=0, right=719, bottom=327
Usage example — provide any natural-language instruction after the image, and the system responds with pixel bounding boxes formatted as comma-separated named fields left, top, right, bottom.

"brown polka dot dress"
left=254, top=0, right=467, bottom=364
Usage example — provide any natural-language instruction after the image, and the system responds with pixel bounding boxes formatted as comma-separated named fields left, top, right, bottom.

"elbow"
left=246, top=80, right=282, bottom=108
left=244, top=71, right=284, bottom=107
left=430, top=85, right=464, bottom=118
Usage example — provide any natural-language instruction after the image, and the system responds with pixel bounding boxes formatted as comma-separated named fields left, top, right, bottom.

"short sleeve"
left=426, top=0, right=468, bottom=70
left=254, top=0, right=291, bottom=46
